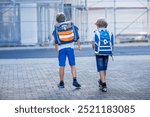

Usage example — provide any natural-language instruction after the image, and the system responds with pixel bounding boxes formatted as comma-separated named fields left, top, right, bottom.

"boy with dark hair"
left=92, top=19, right=114, bottom=92
left=52, top=12, right=81, bottom=88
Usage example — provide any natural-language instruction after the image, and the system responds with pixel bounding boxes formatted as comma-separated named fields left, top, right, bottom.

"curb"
left=0, top=42, right=150, bottom=51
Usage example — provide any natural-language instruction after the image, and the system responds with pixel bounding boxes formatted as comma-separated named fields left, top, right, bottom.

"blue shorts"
left=96, top=55, right=109, bottom=72
left=58, top=48, right=75, bottom=67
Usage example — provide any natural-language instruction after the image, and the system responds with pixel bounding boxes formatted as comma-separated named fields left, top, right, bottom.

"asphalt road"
left=0, top=46, right=150, bottom=59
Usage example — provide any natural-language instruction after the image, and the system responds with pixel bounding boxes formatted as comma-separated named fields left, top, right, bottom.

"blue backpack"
left=94, top=29, right=114, bottom=56
left=55, top=21, right=78, bottom=45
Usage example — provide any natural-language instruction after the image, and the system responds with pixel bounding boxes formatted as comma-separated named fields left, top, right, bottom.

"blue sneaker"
left=101, top=83, right=107, bottom=92
left=73, top=80, right=81, bottom=88
left=57, top=82, right=64, bottom=88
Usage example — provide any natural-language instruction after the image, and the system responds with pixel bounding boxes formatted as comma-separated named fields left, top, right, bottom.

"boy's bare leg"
left=99, top=70, right=107, bottom=92
left=59, top=67, right=65, bottom=82
left=104, top=70, right=106, bottom=82
left=71, top=66, right=76, bottom=78
left=99, top=71, right=106, bottom=83
left=71, top=66, right=81, bottom=87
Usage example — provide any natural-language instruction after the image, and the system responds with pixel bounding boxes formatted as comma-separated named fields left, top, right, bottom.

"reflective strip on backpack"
left=95, top=30, right=101, bottom=54
left=58, top=30, right=73, bottom=35
left=99, top=49, right=112, bottom=51
left=58, top=33, right=74, bottom=39
left=108, top=32, right=113, bottom=54
left=99, top=46, right=111, bottom=47
left=58, top=30, right=74, bottom=42
left=59, top=36, right=74, bottom=42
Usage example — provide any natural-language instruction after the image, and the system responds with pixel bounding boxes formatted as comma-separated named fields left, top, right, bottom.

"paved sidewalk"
left=0, top=55, right=150, bottom=100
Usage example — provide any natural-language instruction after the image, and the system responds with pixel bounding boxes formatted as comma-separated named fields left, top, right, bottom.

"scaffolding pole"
left=61, top=0, right=64, bottom=12
left=148, top=0, right=150, bottom=42
left=85, top=0, right=88, bottom=41
left=114, top=0, right=117, bottom=43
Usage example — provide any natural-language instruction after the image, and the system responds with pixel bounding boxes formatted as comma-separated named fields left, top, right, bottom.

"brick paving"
left=0, top=55, right=150, bottom=100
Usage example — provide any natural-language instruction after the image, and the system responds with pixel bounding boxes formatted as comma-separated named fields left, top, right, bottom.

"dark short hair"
left=95, top=19, right=108, bottom=28
left=56, top=12, right=66, bottom=23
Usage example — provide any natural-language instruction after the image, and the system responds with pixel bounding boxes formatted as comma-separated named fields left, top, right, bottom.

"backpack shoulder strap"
left=54, top=25, right=61, bottom=45
left=94, top=30, right=101, bottom=40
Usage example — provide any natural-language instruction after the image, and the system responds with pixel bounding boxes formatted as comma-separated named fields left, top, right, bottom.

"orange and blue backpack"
left=54, top=21, right=79, bottom=45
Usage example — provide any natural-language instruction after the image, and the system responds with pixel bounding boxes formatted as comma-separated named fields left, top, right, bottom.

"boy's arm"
left=54, top=43, right=58, bottom=52
left=77, top=39, right=81, bottom=51
left=54, top=44, right=59, bottom=56
left=92, top=41, right=94, bottom=49
left=92, top=33, right=95, bottom=49
left=111, top=33, right=115, bottom=46
left=74, top=25, right=80, bottom=51
left=111, top=33, right=115, bottom=51
left=52, top=32, right=59, bottom=56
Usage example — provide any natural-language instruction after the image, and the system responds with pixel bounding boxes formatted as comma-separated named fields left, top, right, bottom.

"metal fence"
left=88, top=0, right=150, bottom=43
left=0, top=2, right=21, bottom=46
left=0, top=0, right=88, bottom=46
left=0, top=0, right=149, bottom=46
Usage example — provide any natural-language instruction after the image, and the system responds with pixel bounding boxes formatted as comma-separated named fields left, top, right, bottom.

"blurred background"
left=0, top=0, right=150, bottom=46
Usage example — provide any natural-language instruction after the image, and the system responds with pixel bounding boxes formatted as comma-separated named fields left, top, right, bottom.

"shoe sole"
left=58, top=87, right=64, bottom=88
left=73, top=84, right=81, bottom=88
left=102, top=90, right=107, bottom=92
left=101, top=88, right=107, bottom=92
left=57, top=85, right=64, bottom=88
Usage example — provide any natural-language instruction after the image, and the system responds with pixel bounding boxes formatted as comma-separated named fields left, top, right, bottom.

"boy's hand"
left=54, top=44, right=59, bottom=57
left=77, top=39, right=81, bottom=51
left=78, top=46, right=81, bottom=51
left=92, top=41, right=94, bottom=49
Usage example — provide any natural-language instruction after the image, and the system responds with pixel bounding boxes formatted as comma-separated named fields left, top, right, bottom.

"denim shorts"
left=96, top=55, right=109, bottom=72
left=58, top=48, right=75, bottom=67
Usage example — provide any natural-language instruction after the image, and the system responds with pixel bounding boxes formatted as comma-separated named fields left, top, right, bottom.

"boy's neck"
left=97, top=27, right=106, bottom=30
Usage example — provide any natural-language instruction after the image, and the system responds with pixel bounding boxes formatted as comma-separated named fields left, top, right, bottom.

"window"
left=64, top=4, right=72, bottom=21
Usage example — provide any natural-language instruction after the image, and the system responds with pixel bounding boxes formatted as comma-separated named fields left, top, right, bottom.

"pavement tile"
left=0, top=55, right=150, bottom=100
